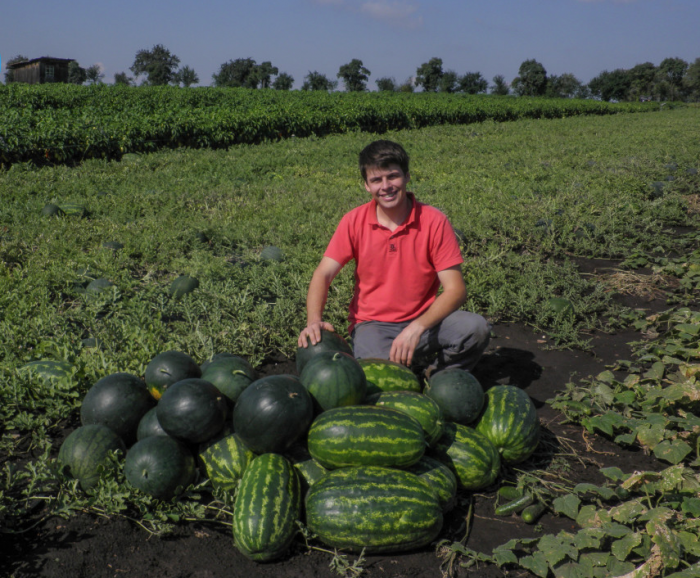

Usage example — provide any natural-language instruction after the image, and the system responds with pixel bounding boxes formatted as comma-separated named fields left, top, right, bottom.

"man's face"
left=363, top=164, right=410, bottom=212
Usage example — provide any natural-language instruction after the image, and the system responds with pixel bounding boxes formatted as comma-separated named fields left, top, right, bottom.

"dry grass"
left=687, top=194, right=700, bottom=215
left=596, top=269, right=679, bottom=300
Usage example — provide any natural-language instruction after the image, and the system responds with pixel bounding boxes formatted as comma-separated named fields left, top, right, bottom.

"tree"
left=459, top=72, right=488, bottom=94
left=545, top=73, right=582, bottom=98
left=398, top=78, right=415, bottom=93
left=415, top=58, right=444, bottom=92
left=130, top=44, right=180, bottom=86
left=683, top=57, right=700, bottom=102
left=114, top=72, right=133, bottom=86
left=511, top=59, right=547, bottom=96
left=255, top=61, right=279, bottom=89
left=490, top=75, right=509, bottom=95
left=4, top=54, right=28, bottom=83
left=438, top=70, right=459, bottom=93
left=337, top=59, right=371, bottom=92
left=174, top=66, right=199, bottom=87
left=588, top=69, right=631, bottom=102
left=376, top=77, right=397, bottom=92
left=302, top=71, right=336, bottom=91
left=212, top=58, right=259, bottom=88
left=272, top=72, right=294, bottom=90
left=85, top=64, right=104, bottom=85
left=658, top=57, right=688, bottom=101
left=628, top=62, right=656, bottom=100
left=67, top=61, right=87, bottom=85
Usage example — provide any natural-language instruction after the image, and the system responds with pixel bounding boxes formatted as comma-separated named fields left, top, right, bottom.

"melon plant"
left=358, top=358, right=421, bottom=396
left=200, top=355, right=255, bottom=405
left=233, top=453, right=301, bottom=562
left=125, top=436, right=196, bottom=500
left=424, top=368, right=484, bottom=425
left=474, top=385, right=540, bottom=464
left=295, top=329, right=353, bottom=374
left=299, top=351, right=366, bottom=413
left=307, top=405, right=425, bottom=469
left=145, top=350, right=202, bottom=400
left=156, top=378, right=227, bottom=444
left=305, top=466, right=443, bottom=554
left=58, top=424, right=125, bottom=491
left=233, top=375, right=314, bottom=454
left=80, top=372, right=154, bottom=445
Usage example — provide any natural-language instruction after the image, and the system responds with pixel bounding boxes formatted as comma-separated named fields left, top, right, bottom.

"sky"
left=1, top=0, right=698, bottom=89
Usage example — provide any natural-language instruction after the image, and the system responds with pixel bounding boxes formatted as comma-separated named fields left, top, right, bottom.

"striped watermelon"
left=58, top=425, right=125, bottom=491
left=20, top=360, right=74, bottom=382
left=365, top=390, right=444, bottom=446
left=199, top=433, right=255, bottom=492
left=406, top=455, right=457, bottom=512
left=59, top=203, right=87, bottom=217
left=305, top=466, right=443, bottom=553
left=431, top=423, right=500, bottom=491
left=307, top=406, right=425, bottom=469
left=358, top=358, right=421, bottom=396
left=285, top=444, right=328, bottom=494
left=474, top=385, right=540, bottom=464
left=233, top=453, right=301, bottom=562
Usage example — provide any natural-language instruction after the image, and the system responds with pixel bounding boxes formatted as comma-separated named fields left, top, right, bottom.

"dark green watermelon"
left=145, top=350, right=201, bottom=400
left=124, top=436, right=195, bottom=500
left=233, top=375, right=314, bottom=454
left=300, top=351, right=366, bottom=413
left=200, top=355, right=255, bottom=405
left=136, top=407, right=169, bottom=441
left=169, top=275, right=199, bottom=299
left=425, top=368, right=484, bottom=425
left=80, top=372, right=154, bottom=445
left=58, top=424, right=125, bottom=491
left=156, top=378, right=227, bottom=444
left=295, top=329, right=353, bottom=374
left=41, top=203, right=64, bottom=217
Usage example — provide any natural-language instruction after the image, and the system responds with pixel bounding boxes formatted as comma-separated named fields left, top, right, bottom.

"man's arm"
left=389, top=265, right=467, bottom=366
left=298, top=256, right=344, bottom=347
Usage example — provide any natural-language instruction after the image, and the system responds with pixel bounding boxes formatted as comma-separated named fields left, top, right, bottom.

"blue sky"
left=1, top=0, right=698, bottom=89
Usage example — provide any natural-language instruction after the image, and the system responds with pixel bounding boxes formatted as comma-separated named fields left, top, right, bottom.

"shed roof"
left=8, top=57, right=75, bottom=69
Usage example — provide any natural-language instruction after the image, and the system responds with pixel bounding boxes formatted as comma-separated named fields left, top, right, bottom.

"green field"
left=1, top=101, right=699, bottom=575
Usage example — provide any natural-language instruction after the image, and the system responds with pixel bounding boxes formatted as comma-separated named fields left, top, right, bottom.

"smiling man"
left=298, top=140, right=490, bottom=375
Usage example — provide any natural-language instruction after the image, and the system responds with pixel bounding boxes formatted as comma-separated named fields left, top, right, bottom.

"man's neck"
left=376, top=195, right=413, bottom=232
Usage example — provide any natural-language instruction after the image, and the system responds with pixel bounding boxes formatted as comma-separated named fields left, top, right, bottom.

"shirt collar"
left=369, top=192, right=418, bottom=230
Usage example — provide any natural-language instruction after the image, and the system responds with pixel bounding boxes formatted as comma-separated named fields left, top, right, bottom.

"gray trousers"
left=351, top=310, right=491, bottom=373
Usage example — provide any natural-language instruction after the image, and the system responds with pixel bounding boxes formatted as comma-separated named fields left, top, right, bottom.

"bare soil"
left=2, top=258, right=679, bottom=578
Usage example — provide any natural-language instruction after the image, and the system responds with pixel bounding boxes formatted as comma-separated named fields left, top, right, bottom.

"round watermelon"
left=80, top=372, right=154, bottom=445
left=145, top=350, right=201, bottom=400
left=125, top=436, right=196, bottom=500
left=358, top=358, right=422, bottom=396
left=136, top=407, right=169, bottom=441
left=58, top=425, right=125, bottom=491
left=425, top=368, right=484, bottom=425
left=199, top=433, right=255, bottom=492
left=169, top=275, right=199, bottom=299
left=300, top=351, right=366, bottom=413
left=156, top=378, right=227, bottom=444
left=233, top=375, right=314, bottom=454
left=474, top=385, right=540, bottom=464
left=200, top=355, right=255, bottom=405
left=295, top=329, right=353, bottom=374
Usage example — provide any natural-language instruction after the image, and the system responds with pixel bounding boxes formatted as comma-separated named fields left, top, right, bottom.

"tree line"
left=4, top=45, right=700, bottom=102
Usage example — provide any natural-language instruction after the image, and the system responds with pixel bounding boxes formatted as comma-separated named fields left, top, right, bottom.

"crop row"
left=0, top=84, right=656, bottom=166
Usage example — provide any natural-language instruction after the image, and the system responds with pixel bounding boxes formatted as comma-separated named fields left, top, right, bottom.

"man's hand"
left=389, top=322, right=425, bottom=366
left=298, top=321, right=336, bottom=348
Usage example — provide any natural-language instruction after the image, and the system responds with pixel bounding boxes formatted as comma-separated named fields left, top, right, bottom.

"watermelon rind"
left=305, top=466, right=443, bottom=554
left=358, top=358, right=421, bottom=396
left=307, top=405, right=425, bottom=470
left=474, top=385, right=540, bottom=465
left=432, top=422, right=501, bottom=491
left=233, top=453, right=301, bottom=562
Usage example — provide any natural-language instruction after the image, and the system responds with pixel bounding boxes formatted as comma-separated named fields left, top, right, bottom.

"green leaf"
left=599, top=467, right=625, bottom=482
left=653, top=439, right=693, bottom=465
left=643, top=361, right=665, bottom=381
left=610, top=532, right=642, bottom=561
left=636, top=423, right=667, bottom=450
left=537, top=534, right=578, bottom=568
left=492, top=548, right=518, bottom=566
left=609, top=499, right=647, bottom=524
left=677, top=531, right=700, bottom=557
left=595, top=370, right=616, bottom=384
left=681, top=498, right=700, bottom=518
left=601, top=522, right=632, bottom=539
left=576, top=505, right=611, bottom=528
left=573, top=528, right=605, bottom=550
left=647, top=519, right=682, bottom=569
left=606, top=558, right=636, bottom=577
left=553, top=494, right=581, bottom=519
left=520, top=552, right=549, bottom=578
left=552, top=562, right=589, bottom=578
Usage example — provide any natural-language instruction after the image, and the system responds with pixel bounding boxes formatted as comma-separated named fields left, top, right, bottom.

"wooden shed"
left=7, top=57, right=75, bottom=84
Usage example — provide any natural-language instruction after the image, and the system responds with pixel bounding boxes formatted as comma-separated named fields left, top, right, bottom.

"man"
left=297, top=140, right=489, bottom=374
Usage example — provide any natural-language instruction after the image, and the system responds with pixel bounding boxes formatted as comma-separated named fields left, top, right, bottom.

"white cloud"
left=312, top=0, right=424, bottom=29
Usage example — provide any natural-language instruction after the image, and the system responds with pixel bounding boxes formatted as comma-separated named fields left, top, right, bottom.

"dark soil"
left=2, top=268, right=680, bottom=578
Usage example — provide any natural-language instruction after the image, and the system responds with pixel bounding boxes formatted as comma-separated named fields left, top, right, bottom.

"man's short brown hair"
left=359, top=140, right=410, bottom=181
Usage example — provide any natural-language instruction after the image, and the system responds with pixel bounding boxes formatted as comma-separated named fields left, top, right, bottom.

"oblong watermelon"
left=358, top=358, right=421, bottom=396
left=233, top=453, right=301, bottom=562
left=199, top=433, right=255, bottom=492
left=305, top=466, right=443, bottom=554
left=58, top=425, right=125, bottom=491
left=365, top=390, right=444, bottom=447
left=406, top=455, right=458, bottom=512
left=307, top=405, right=425, bottom=469
left=474, top=385, right=540, bottom=464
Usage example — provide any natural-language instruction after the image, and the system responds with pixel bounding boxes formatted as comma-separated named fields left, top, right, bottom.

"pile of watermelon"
left=56, top=330, right=540, bottom=562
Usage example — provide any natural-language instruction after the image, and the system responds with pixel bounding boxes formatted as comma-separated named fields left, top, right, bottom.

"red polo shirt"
left=324, top=194, right=463, bottom=332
